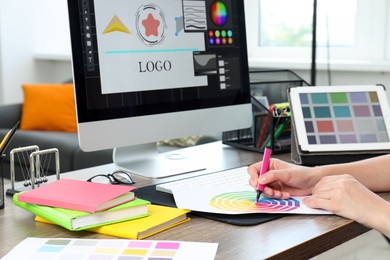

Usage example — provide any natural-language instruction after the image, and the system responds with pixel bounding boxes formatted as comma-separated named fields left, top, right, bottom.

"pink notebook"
left=18, top=179, right=135, bottom=213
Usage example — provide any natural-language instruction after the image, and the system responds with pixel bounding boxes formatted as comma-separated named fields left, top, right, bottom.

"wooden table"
left=0, top=141, right=374, bottom=259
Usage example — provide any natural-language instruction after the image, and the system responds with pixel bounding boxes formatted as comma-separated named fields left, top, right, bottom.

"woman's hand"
left=248, top=158, right=320, bottom=199
left=303, top=174, right=390, bottom=230
left=248, top=158, right=390, bottom=238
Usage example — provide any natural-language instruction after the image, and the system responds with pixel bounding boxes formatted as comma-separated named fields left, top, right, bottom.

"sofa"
left=0, top=103, right=113, bottom=181
left=0, top=81, right=220, bottom=182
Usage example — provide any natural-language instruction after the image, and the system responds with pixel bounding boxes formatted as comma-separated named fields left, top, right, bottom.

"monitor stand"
left=113, top=143, right=206, bottom=178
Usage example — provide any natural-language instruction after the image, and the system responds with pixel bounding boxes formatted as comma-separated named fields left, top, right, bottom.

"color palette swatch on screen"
left=210, top=191, right=300, bottom=213
left=299, top=91, right=389, bottom=144
left=2, top=238, right=218, bottom=260
left=207, top=0, right=234, bottom=46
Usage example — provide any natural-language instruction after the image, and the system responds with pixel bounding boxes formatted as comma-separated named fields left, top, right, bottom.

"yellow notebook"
left=36, top=204, right=190, bottom=239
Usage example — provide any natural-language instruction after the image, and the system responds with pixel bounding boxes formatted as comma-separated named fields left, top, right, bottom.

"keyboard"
left=156, top=166, right=250, bottom=194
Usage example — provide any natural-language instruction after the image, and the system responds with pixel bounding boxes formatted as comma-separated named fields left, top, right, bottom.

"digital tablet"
left=289, top=85, right=390, bottom=152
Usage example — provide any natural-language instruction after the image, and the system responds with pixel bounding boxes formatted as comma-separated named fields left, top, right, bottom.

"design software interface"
left=75, top=0, right=249, bottom=122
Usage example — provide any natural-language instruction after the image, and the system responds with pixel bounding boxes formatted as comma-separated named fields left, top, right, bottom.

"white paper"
left=172, top=184, right=330, bottom=215
left=2, top=237, right=218, bottom=260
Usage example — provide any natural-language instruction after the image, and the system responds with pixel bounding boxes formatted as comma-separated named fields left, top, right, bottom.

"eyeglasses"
left=87, top=170, right=135, bottom=185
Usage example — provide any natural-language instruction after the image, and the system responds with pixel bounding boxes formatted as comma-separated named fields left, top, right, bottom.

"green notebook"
left=13, top=193, right=150, bottom=231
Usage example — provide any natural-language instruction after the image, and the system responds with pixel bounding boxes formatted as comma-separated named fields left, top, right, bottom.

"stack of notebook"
left=13, top=178, right=190, bottom=239
left=13, top=179, right=149, bottom=231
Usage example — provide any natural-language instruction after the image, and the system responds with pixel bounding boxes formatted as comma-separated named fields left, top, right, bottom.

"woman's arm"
left=248, top=154, right=390, bottom=199
left=312, top=154, right=390, bottom=192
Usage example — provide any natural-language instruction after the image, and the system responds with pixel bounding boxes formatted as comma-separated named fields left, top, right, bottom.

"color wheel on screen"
left=211, top=1, right=228, bottom=26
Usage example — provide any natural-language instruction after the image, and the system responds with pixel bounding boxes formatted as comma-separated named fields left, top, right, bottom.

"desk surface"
left=0, top=141, right=375, bottom=259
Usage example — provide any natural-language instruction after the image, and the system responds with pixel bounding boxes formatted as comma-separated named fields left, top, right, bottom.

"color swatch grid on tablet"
left=210, top=191, right=300, bottom=213
left=299, top=91, right=389, bottom=144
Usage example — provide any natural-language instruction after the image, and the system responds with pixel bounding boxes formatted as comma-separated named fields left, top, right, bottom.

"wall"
left=0, top=0, right=71, bottom=105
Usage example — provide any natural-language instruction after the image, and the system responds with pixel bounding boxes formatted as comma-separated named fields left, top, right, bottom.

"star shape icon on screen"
left=142, top=13, right=160, bottom=37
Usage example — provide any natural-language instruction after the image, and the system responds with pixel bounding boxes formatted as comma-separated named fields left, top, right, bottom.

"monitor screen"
left=67, top=0, right=252, bottom=178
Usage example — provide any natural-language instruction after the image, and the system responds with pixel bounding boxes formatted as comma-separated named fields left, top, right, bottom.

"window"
left=245, top=0, right=390, bottom=69
left=259, top=0, right=356, bottom=47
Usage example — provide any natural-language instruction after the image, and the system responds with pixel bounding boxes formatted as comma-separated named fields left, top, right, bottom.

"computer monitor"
left=67, top=0, right=252, bottom=178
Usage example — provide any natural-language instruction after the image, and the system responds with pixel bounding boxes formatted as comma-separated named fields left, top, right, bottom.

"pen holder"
left=0, top=154, right=5, bottom=209
left=222, top=99, right=291, bottom=154
left=222, top=69, right=309, bottom=154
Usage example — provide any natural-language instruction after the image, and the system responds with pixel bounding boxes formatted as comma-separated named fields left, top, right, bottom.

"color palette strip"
left=2, top=238, right=218, bottom=260
left=208, top=29, right=233, bottom=45
left=299, top=91, right=389, bottom=144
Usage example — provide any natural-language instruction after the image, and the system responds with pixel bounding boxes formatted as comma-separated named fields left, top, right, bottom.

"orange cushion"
left=20, top=84, right=77, bottom=132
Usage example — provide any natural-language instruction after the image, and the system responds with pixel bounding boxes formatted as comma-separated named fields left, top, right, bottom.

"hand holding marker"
left=256, top=146, right=272, bottom=202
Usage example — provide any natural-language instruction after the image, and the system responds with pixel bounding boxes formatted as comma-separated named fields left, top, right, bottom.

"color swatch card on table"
left=2, top=237, right=218, bottom=260
left=14, top=193, right=150, bottom=231
left=17, top=178, right=135, bottom=213
left=172, top=185, right=331, bottom=215
left=36, top=204, right=190, bottom=239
